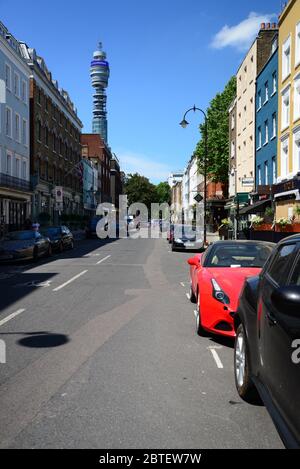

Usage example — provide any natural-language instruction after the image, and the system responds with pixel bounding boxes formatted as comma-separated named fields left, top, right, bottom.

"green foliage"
left=264, top=207, right=274, bottom=218
left=195, top=76, right=237, bottom=184
left=124, top=173, right=157, bottom=210
left=251, top=216, right=264, bottom=227
left=294, top=205, right=300, bottom=217
left=155, top=182, right=171, bottom=205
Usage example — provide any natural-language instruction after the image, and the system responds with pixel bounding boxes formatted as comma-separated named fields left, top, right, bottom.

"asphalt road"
left=0, top=236, right=284, bottom=448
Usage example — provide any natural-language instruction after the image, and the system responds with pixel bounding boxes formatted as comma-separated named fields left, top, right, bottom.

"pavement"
left=0, top=236, right=283, bottom=448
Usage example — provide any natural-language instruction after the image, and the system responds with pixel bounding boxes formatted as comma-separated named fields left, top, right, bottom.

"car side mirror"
left=271, top=286, right=300, bottom=316
left=187, top=257, right=200, bottom=267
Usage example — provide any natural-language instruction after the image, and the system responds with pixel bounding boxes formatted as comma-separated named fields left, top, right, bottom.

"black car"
left=85, top=216, right=103, bottom=238
left=41, top=226, right=74, bottom=252
left=171, top=224, right=204, bottom=251
left=0, top=230, right=51, bottom=262
left=234, top=234, right=300, bottom=448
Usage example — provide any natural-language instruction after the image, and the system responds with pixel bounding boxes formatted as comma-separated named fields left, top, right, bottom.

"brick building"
left=19, top=43, right=83, bottom=223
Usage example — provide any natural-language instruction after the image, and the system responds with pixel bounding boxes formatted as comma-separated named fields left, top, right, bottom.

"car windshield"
left=173, top=225, right=201, bottom=239
left=43, top=227, right=61, bottom=237
left=205, top=243, right=273, bottom=268
left=4, top=231, right=38, bottom=241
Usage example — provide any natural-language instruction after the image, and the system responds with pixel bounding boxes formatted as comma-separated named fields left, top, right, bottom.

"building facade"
left=236, top=23, right=278, bottom=199
left=228, top=98, right=237, bottom=199
left=275, top=0, right=300, bottom=219
left=110, top=154, right=123, bottom=210
left=255, top=40, right=278, bottom=191
left=182, top=155, right=203, bottom=224
left=82, top=158, right=97, bottom=213
left=19, top=43, right=83, bottom=223
left=0, top=22, right=31, bottom=232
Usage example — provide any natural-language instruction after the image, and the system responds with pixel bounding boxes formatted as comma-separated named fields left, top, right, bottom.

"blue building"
left=255, top=39, right=278, bottom=191
left=0, top=22, right=31, bottom=231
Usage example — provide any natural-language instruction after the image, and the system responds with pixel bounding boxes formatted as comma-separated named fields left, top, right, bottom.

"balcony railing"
left=0, top=173, right=31, bottom=192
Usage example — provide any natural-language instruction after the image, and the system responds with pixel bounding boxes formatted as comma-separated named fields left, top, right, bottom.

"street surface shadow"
left=208, top=335, right=235, bottom=349
left=17, top=332, right=69, bottom=348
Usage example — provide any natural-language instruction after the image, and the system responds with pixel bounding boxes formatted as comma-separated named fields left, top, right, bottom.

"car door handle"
left=266, top=311, right=277, bottom=326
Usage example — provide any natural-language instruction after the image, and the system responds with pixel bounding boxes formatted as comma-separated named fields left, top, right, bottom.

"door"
left=259, top=242, right=300, bottom=440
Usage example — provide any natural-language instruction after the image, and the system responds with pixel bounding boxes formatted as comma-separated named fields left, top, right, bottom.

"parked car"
left=85, top=215, right=104, bottom=238
left=187, top=240, right=274, bottom=338
left=0, top=230, right=52, bottom=262
left=233, top=234, right=300, bottom=448
left=41, top=226, right=74, bottom=252
left=172, top=224, right=203, bottom=251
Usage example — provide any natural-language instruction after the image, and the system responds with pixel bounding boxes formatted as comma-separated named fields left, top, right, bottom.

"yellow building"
left=275, top=0, right=300, bottom=219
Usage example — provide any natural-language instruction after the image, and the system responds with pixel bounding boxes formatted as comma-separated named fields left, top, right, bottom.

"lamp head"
left=180, top=119, right=189, bottom=129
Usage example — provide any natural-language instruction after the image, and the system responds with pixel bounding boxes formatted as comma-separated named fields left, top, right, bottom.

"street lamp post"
left=180, top=105, right=208, bottom=246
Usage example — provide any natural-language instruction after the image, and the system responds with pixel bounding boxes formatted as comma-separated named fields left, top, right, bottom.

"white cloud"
left=211, top=12, right=276, bottom=52
left=118, top=151, right=172, bottom=183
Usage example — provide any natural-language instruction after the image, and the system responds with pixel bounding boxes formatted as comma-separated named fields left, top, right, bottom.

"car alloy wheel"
left=235, top=327, right=246, bottom=388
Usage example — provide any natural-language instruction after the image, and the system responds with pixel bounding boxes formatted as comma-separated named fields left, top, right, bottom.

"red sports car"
left=187, top=240, right=274, bottom=338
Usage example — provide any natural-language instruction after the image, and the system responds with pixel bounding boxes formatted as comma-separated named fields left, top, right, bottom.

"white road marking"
left=180, top=282, right=185, bottom=287
left=209, top=348, right=224, bottom=369
left=194, top=310, right=198, bottom=318
left=186, top=293, right=190, bottom=300
left=96, top=255, right=111, bottom=265
left=52, top=270, right=88, bottom=292
left=0, top=308, right=26, bottom=327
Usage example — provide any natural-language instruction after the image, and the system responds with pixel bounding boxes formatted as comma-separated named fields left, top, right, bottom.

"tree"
left=155, top=182, right=171, bottom=205
left=195, top=76, right=236, bottom=184
left=124, top=173, right=157, bottom=210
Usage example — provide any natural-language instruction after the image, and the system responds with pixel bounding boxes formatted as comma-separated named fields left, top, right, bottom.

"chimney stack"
left=261, top=23, right=266, bottom=29
left=266, top=23, right=271, bottom=29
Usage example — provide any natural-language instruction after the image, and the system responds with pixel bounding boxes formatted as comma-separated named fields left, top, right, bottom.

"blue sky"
left=1, top=0, right=279, bottom=182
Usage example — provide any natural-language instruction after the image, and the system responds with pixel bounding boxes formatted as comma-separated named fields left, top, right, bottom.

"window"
left=257, top=126, right=262, bottom=148
left=268, top=244, right=297, bottom=286
left=14, top=72, right=19, bottom=97
left=5, top=64, right=11, bottom=90
left=282, top=35, right=291, bottom=80
left=296, top=22, right=300, bottom=66
left=231, top=141, right=235, bottom=158
left=243, top=106, right=247, bottom=129
left=258, top=166, right=262, bottom=185
left=257, top=90, right=262, bottom=110
left=15, top=158, right=20, bottom=178
left=37, top=88, right=41, bottom=105
left=6, top=152, right=11, bottom=175
left=272, top=113, right=277, bottom=138
left=37, top=121, right=42, bottom=142
left=45, top=127, right=49, bottom=147
left=22, top=119, right=27, bottom=145
left=5, top=107, right=12, bottom=137
left=272, top=72, right=277, bottom=94
left=22, top=161, right=27, bottom=179
left=231, top=113, right=235, bottom=130
left=264, top=161, right=269, bottom=184
left=264, top=120, right=269, bottom=144
left=272, top=157, right=276, bottom=183
left=281, top=137, right=289, bottom=178
left=293, top=129, right=300, bottom=174
left=272, top=37, right=278, bottom=54
left=15, top=113, right=20, bottom=142
left=281, top=86, right=290, bottom=129
left=294, top=76, right=300, bottom=121
left=21, top=80, right=27, bottom=102
left=264, top=82, right=269, bottom=103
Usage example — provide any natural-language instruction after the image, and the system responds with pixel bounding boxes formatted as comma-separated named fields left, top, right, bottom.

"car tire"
left=46, top=244, right=52, bottom=258
left=33, top=247, right=39, bottom=262
left=59, top=242, right=63, bottom=253
left=189, top=285, right=196, bottom=303
left=195, top=294, right=208, bottom=337
left=234, top=324, right=260, bottom=404
left=69, top=240, right=74, bottom=249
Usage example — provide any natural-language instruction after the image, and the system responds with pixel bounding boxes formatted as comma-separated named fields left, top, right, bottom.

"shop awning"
left=239, top=198, right=271, bottom=215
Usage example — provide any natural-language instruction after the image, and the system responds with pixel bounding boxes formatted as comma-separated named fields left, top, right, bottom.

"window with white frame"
left=272, top=113, right=277, bottom=138
left=231, top=113, right=235, bottom=130
left=22, top=119, right=27, bottom=146
left=21, top=80, right=27, bottom=102
left=14, top=72, right=19, bottom=97
left=293, top=129, right=300, bottom=174
left=15, top=113, right=20, bottom=142
left=272, top=72, right=277, bottom=94
left=281, top=137, right=289, bottom=178
left=296, top=22, right=300, bottom=66
left=257, top=90, right=262, bottom=110
left=6, top=152, right=11, bottom=175
left=5, top=64, right=11, bottom=90
left=5, top=107, right=12, bottom=137
left=231, top=140, right=235, bottom=158
left=22, top=161, right=27, bottom=179
left=264, top=82, right=269, bottom=103
left=282, top=86, right=290, bottom=129
left=282, top=35, right=291, bottom=80
left=258, top=166, right=262, bottom=185
left=264, top=120, right=269, bottom=144
left=294, top=76, right=300, bottom=121
left=264, top=161, right=269, bottom=184
left=272, top=157, right=276, bottom=183
left=258, top=126, right=262, bottom=148
left=15, top=158, right=20, bottom=178
left=272, top=37, right=278, bottom=55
